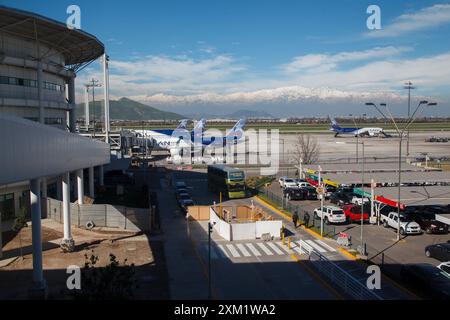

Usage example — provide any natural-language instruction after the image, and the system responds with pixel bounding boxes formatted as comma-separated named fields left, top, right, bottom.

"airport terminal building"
left=0, top=6, right=110, bottom=293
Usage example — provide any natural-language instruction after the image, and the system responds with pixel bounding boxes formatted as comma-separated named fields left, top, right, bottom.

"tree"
left=71, top=252, right=136, bottom=300
left=292, top=134, right=320, bottom=165
left=12, top=207, right=28, bottom=259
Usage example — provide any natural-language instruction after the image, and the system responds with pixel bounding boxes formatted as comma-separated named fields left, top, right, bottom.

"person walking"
left=292, top=210, right=299, bottom=229
left=304, top=211, right=310, bottom=228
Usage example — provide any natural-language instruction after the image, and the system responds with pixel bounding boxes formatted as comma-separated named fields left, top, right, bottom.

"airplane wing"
left=176, top=119, right=190, bottom=130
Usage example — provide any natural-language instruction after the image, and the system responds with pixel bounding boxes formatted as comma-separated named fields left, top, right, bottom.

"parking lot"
left=266, top=179, right=450, bottom=267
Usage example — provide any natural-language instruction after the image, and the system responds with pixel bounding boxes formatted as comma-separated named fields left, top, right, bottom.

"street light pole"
left=349, top=114, right=359, bottom=163
left=404, top=81, right=415, bottom=156
left=360, top=140, right=365, bottom=255
left=366, top=101, right=437, bottom=240
left=318, top=165, right=324, bottom=237
left=208, top=222, right=213, bottom=299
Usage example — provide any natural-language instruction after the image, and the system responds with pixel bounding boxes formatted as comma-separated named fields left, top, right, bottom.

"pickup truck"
left=381, top=212, right=422, bottom=235
left=313, top=206, right=347, bottom=225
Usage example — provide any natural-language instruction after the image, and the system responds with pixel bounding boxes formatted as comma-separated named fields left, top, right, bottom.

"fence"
left=306, top=245, right=382, bottom=300
left=46, top=197, right=153, bottom=232
left=259, top=188, right=336, bottom=238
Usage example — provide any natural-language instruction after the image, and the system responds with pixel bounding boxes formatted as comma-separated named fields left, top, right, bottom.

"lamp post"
left=208, top=221, right=214, bottom=299
left=318, top=165, right=324, bottom=237
left=349, top=114, right=359, bottom=163
left=366, top=101, right=437, bottom=240
left=337, top=141, right=365, bottom=254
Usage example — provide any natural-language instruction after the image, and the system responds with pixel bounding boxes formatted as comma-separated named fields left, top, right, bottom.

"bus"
left=207, top=165, right=246, bottom=199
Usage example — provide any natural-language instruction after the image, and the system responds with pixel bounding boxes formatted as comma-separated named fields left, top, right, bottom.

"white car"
left=437, top=262, right=450, bottom=276
left=381, top=212, right=422, bottom=235
left=351, top=195, right=370, bottom=205
left=278, top=176, right=288, bottom=188
left=283, top=179, right=298, bottom=189
left=297, top=181, right=311, bottom=188
left=313, top=206, right=347, bottom=224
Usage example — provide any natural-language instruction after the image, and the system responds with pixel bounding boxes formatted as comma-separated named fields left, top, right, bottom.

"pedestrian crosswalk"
left=202, top=238, right=337, bottom=260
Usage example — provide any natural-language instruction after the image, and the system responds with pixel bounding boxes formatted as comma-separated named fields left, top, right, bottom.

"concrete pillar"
left=68, top=75, right=76, bottom=133
left=76, top=169, right=84, bottom=204
left=89, top=167, right=95, bottom=198
left=60, top=173, right=74, bottom=252
left=102, top=54, right=110, bottom=143
left=99, top=165, right=104, bottom=187
left=30, top=178, right=46, bottom=291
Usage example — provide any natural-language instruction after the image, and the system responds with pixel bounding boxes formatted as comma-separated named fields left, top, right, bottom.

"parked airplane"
left=329, top=118, right=387, bottom=137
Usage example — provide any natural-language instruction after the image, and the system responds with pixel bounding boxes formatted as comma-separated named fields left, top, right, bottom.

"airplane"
left=329, top=117, right=388, bottom=137
left=198, top=119, right=246, bottom=147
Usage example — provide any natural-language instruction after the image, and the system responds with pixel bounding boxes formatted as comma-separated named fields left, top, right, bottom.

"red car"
left=341, top=204, right=370, bottom=223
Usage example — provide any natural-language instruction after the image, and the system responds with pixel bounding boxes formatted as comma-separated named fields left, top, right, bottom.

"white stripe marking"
left=236, top=243, right=251, bottom=257
left=315, top=239, right=337, bottom=252
left=226, top=244, right=241, bottom=258
left=305, top=239, right=327, bottom=253
left=217, top=244, right=230, bottom=258
left=275, top=242, right=292, bottom=254
left=267, top=242, right=284, bottom=255
left=257, top=243, right=273, bottom=256
left=292, top=246, right=304, bottom=255
left=245, top=243, right=262, bottom=257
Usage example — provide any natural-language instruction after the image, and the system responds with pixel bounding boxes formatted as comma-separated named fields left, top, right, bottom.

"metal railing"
left=306, top=245, right=383, bottom=300
left=259, top=188, right=336, bottom=238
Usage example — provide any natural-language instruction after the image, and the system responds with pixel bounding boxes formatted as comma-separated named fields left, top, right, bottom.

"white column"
left=76, top=169, right=84, bottom=204
left=68, top=75, right=76, bottom=132
left=84, top=87, right=90, bottom=127
left=99, top=165, right=104, bottom=187
left=89, top=167, right=95, bottom=198
left=30, top=178, right=45, bottom=287
left=61, top=172, right=74, bottom=251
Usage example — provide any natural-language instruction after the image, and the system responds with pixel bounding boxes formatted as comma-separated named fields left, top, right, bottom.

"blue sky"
left=2, top=0, right=450, bottom=116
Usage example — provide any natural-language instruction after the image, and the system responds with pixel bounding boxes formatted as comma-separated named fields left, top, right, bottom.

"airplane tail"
left=176, top=119, right=190, bottom=130
left=225, top=119, right=246, bottom=143
left=193, top=118, right=206, bottom=131
left=329, top=117, right=341, bottom=130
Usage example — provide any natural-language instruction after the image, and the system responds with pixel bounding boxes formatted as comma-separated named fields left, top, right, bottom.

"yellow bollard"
left=282, top=232, right=285, bottom=244
left=288, top=237, right=291, bottom=249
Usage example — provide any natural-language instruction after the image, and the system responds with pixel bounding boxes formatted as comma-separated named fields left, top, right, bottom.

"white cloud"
left=367, top=4, right=450, bottom=38
left=282, top=46, right=411, bottom=73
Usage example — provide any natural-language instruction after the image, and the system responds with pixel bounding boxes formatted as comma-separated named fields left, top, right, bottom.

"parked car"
left=400, top=263, right=450, bottom=299
left=175, top=181, right=187, bottom=191
left=437, top=262, right=450, bottom=277
left=329, top=191, right=352, bottom=206
left=407, top=212, right=449, bottom=234
left=381, top=212, right=422, bottom=235
left=350, top=194, right=370, bottom=206
left=283, top=187, right=307, bottom=201
left=283, top=179, right=298, bottom=189
left=297, top=181, right=311, bottom=188
left=278, top=176, right=288, bottom=188
left=425, top=242, right=450, bottom=262
left=303, top=186, right=318, bottom=200
left=341, top=204, right=370, bottom=223
left=324, top=185, right=337, bottom=199
left=313, top=205, right=347, bottom=225
left=178, top=193, right=193, bottom=207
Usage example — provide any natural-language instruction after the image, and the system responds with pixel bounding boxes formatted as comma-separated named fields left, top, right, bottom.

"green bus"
left=207, top=165, right=247, bottom=199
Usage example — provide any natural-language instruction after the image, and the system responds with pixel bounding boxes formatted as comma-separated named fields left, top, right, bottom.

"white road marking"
left=217, top=244, right=230, bottom=258
left=257, top=242, right=273, bottom=256
left=266, top=242, right=284, bottom=255
left=315, top=239, right=337, bottom=252
left=236, top=243, right=251, bottom=257
left=226, top=244, right=241, bottom=258
left=292, top=246, right=304, bottom=255
left=245, top=243, right=262, bottom=257
left=275, top=241, right=292, bottom=254
left=305, top=239, right=327, bottom=253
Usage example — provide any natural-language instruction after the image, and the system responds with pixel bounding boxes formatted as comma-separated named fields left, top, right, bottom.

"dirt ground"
left=0, top=220, right=169, bottom=300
